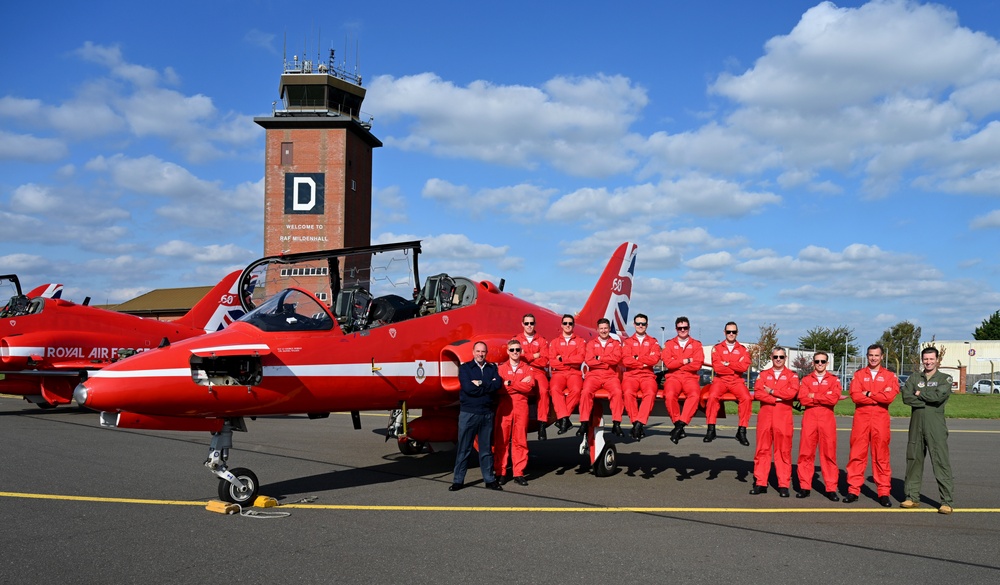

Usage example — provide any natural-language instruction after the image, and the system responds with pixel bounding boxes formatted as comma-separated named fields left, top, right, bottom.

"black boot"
left=670, top=421, right=686, bottom=444
left=703, top=424, right=717, bottom=443
left=537, top=424, right=547, bottom=441
left=635, top=421, right=645, bottom=440
left=736, top=426, right=750, bottom=446
left=576, top=421, right=589, bottom=437
left=630, top=422, right=639, bottom=440
left=611, top=421, right=624, bottom=437
left=556, top=417, right=572, bottom=435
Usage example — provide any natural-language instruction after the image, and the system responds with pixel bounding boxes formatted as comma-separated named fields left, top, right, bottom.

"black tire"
left=218, top=467, right=259, bottom=505
left=594, top=444, right=618, bottom=477
left=398, top=439, right=425, bottom=455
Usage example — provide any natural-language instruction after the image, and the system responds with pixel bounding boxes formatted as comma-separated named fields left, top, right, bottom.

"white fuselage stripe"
left=2, top=346, right=46, bottom=358
left=190, top=344, right=271, bottom=353
left=88, top=361, right=446, bottom=379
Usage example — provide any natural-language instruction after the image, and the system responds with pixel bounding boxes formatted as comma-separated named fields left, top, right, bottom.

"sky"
left=2, top=0, right=999, bottom=350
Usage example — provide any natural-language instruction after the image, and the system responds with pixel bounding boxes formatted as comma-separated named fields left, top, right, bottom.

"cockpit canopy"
left=238, top=289, right=334, bottom=332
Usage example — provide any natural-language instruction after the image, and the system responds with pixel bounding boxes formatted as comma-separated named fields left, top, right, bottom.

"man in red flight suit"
left=845, top=344, right=899, bottom=506
left=549, top=314, right=585, bottom=435
left=515, top=313, right=551, bottom=441
left=579, top=318, right=624, bottom=440
left=494, top=339, right=535, bottom=487
left=703, top=322, right=752, bottom=445
left=749, top=348, right=799, bottom=497
left=661, top=316, right=704, bottom=444
left=621, top=313, right=660, bottom=441
left=796, top=351, right=842, bottom=501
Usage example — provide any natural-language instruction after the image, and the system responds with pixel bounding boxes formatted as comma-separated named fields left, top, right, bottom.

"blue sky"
left=2, top=0, right=999, bottom=348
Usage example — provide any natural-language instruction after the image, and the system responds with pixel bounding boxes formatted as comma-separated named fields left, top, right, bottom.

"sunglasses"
left=522, top=321, right=535, bottom=326
left=634, top=322, right=647, bottom=326
left=772, top=355, right=786, bottom=360
left=562, top=321, right=574, bottom=325
left=814, top=359, right=827, bottom=364
left=725, top=330, right=738, bottom=334
left=508, top=348, right=522, bottom=353
left=676, top=326, right=689, bottom=330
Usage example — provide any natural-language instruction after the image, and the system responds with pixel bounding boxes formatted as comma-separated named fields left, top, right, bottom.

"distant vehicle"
left=970, top=379, right=1000, bottom=395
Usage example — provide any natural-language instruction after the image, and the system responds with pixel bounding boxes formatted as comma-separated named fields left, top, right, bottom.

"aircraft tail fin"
left=576, top=242, right=638, bottom=335
left=174, top=270, right=246, bottom=333
left=27, top=283, right=63, bottom=299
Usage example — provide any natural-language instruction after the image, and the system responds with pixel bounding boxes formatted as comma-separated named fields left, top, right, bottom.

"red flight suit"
left=515, top=332, right=550, bottom=422
left=580, top=336, right=623, bottom=422
left=705, top=341, right=752, bottom=426
left=549, top=334, right=585, bottom=420
left=752, top=368, right=799, bottom=489
left=621, top=334, right=661, bottom=425
left=661, top=336, right=705, bottom=425
left=494, top=360, right=535, bottom=478
left=797, top=372, right=842, bottom=493
left=846, top=367, right=899, bottom=497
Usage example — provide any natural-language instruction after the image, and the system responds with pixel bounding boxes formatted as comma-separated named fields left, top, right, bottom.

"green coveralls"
left=902, top=370, right=954, bottom=506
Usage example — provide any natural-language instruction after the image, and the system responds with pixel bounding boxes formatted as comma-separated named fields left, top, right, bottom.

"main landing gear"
left=579, top=403, right=618, bottom=477
left=205, top=419, right=260, bottom=505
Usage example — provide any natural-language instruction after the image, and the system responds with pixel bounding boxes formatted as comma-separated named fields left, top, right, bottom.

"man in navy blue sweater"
left=451, top=341, right=504, bottom=491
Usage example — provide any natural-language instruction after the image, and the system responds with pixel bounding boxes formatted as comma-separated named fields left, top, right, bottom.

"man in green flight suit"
left=900, top=346, right=955, bottom=514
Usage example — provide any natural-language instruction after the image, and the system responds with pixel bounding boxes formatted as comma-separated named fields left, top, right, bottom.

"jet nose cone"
left=73, top=381, right=89, bottom=406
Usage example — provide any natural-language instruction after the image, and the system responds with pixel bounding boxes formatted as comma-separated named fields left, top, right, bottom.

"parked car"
left=970, top=379, right=1000, bottom=394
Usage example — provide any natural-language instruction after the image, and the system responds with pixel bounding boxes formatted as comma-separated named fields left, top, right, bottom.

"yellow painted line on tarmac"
left=1, top=491, right=995, bottom=513
left=0, top=491, right=204, bottom=506
left=277, top=504, right=997, bottom=513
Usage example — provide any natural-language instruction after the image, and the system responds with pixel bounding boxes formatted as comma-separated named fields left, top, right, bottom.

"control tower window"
left=281, top=142, right=293, bottom=165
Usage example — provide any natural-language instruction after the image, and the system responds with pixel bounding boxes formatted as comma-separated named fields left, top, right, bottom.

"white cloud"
left=686, top=251, right=736, bottom=271
left=422, top=178, right=558, bottom=222
left=372, top=185, right=409, bottom=226
left=0, top=130, right=67, bottom=162
left=547, top=175, right=781, bottom=223
left=10, top=183, right=62, bottom=213
left=631, top=0, right=1000, bottom=198
left=367, top=72, right=646, bottom=177
left=154, top=240, right=255, bottom=263
left=971, top=209, right=1000, bottom=229
left=86, top=154, right=263, bottom=228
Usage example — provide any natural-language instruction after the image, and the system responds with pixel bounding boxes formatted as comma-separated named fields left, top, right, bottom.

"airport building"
left=252, top=50, right=381, bottom=302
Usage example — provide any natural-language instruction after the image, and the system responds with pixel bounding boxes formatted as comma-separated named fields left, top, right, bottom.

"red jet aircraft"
left=1, top=271, right=245, bottom=408
left=75, top=241, right=637, bottom=504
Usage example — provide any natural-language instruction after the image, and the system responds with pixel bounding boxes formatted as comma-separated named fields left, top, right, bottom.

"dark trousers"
left=453, top=410, right=496, bottom=485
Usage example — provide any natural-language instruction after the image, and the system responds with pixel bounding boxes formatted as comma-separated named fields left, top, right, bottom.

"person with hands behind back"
left=795, top=351, right=842, bottom=501
left=900, top=346, right=955, bottom=514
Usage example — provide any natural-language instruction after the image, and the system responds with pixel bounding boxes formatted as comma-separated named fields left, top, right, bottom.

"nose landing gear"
left=205, top=419, right=260, bottom=504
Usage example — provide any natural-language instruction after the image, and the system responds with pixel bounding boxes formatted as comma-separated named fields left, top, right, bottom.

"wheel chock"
left=205, top=500, right=240, bottom=515
left=253, top=496, right=278, bottom=508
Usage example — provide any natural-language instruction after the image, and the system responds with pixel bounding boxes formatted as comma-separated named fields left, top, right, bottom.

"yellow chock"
left=253, top=496, right=278, bottom=508
left=205, top=500, right=240, bottom=515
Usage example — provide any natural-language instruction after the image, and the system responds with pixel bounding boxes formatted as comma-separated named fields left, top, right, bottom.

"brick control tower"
left=254, top=49, right=381, bottom=302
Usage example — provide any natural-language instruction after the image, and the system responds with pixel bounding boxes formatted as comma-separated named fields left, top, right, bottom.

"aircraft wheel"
left=218, top=467, right=259, bottom=505
left=398, top=439, right=425, bottom=455
left=594, top=444, right=617, bottom=477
